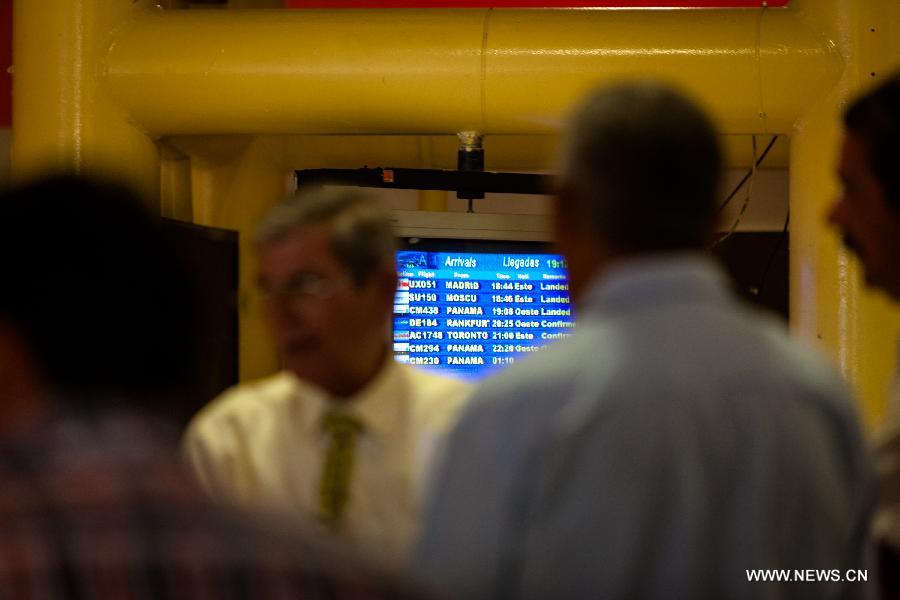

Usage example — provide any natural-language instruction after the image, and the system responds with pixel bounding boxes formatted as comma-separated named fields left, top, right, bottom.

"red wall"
left=286, top=1, right=787, bottom=7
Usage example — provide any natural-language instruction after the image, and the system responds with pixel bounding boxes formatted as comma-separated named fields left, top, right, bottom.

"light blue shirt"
left=873, top=336, right=900, bottom=549
left=416, top=255, right=871, bottom=600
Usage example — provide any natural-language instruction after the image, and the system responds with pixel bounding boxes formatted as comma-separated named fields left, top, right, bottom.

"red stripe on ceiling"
left=0, top=0, right=11, bottom=128
left=286, top=1, right=788, bottom=7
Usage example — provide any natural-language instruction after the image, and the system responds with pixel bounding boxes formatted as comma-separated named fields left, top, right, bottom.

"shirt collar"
left=579, top=253, right=732, bottom=317
left=289, top=358, right=406, bottom=441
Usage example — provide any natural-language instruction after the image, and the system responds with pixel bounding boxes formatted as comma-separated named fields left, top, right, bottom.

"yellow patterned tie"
left=318, top=409, right=363, bottom=528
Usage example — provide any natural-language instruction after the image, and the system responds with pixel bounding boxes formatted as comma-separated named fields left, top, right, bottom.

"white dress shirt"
left=184, top=358, right=470, bottom=566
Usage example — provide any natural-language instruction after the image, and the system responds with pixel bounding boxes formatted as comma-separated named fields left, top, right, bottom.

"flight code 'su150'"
left=403, top=293, right=569, bottom=304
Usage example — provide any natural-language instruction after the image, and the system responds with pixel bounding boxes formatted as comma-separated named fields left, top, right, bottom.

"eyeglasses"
left=259, top=272, right=339, bottom=306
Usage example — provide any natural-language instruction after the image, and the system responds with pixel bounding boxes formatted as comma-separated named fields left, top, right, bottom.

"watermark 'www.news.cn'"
left=746, top=569, right=868, bottom=583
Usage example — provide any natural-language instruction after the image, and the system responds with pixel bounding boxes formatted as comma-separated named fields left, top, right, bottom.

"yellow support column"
left=417, top=190, right=448, bottom=212
left=418, top=136, right=448, bottom=211
left=790, top=0, right=900, bottom=430
left=185, top=136, right=292, bottom=381
left=11, top=0, right=160, bottom=199
left=160, top=146, right=193, bottom=221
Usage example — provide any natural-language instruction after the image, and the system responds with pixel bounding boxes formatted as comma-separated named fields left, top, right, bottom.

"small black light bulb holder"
left=457, top=131, right=484, bottom=202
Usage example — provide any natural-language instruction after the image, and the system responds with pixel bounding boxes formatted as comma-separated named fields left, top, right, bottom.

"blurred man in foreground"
left=417, top=81, right=871, bottom=599
left=828, top=72, right=900, bottom=597
left=0, top=174, right=427, bottom=599
left=184, top=187, right=470, bottom=565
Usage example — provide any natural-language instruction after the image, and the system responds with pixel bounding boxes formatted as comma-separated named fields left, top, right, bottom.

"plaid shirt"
left=0, top=411, right=430, bottom=599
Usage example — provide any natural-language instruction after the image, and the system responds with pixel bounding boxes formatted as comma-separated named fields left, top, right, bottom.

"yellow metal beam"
left=105, top=7, right=839, bottom=136
left=417, top=136, right=448, bottom=211
left=160, top=145, right=193, bottom=221
left=188, top=137, right=292, bottom=381
left=11, top=0, right=160, bottom=199
left=169, top=133, right=786, bottom=172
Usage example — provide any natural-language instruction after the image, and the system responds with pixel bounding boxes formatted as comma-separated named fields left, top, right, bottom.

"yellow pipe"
left=11, top=0, right=159, bottom=199
left=105, top=7, right=840, bottom=136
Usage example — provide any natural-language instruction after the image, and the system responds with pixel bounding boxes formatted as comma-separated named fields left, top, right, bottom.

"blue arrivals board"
left=392, top=249, right=575, bottom=379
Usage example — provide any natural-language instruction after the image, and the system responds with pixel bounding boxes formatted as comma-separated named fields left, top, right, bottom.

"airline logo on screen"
left=287, top=1, right=788, bottom=8
left=392, top=251, right=575, bottom=380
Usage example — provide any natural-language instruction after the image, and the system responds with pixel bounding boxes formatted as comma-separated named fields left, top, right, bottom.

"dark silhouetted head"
left=0, top=174, right=200, bottom=414
left=559, top=81, right=722, bottom=253
left=843, top=75, right=900, bottom=212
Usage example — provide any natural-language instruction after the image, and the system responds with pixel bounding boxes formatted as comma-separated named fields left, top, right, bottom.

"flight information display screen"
left=392, top=242, right=575, bottom=379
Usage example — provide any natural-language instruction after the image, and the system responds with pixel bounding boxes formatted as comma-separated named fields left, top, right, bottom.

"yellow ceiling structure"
left=10, top=0, right=900, bottom=428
